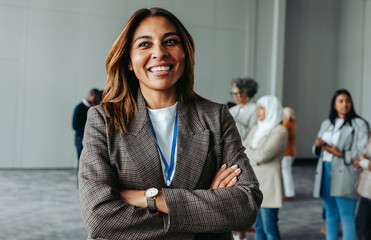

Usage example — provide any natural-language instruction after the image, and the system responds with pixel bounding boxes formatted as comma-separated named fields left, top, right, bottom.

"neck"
left=141, top=87, right=177, bottom=109
left=240, top=98, right=250, bottom=107
left=338, top=114, right=345, bottom=119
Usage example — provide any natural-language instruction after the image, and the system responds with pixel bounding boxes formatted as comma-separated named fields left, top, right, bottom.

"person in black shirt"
left=72, top=89, right=102, bottom=161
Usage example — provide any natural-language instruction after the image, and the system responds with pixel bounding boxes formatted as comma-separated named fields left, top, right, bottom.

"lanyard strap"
left=147, top=110, right=178, bottom=186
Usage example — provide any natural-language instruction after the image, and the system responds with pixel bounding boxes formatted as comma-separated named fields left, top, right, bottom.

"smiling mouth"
left=148, top=65, right=173, bottom=72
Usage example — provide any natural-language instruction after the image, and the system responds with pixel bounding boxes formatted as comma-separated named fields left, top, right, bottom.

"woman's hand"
left=210, top=164, right=241, bottom=189
left=315, top=138, right=327, bottom=147
left=353, top=157, right=362, bottom=169
left=322, top=144, right=342, bottom=157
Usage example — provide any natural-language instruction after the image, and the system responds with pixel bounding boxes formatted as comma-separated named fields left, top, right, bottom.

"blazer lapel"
left=337, top=123, right=353, bottom=150
left=171, top=101, right=210, bottom=190
left=119, top=92, right=166, bottom=189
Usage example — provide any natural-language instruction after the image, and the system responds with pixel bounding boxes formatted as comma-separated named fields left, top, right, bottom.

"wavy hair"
left=101, top=8, right=201, bottom=133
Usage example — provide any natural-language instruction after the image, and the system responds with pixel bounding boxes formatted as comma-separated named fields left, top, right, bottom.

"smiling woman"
left=78, top=7, right=262, bottom=240
left=128, top=16, right=185, bottom=108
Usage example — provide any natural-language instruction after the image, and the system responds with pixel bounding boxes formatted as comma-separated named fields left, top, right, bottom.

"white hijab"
left=251, top=95, right=283, bottom=149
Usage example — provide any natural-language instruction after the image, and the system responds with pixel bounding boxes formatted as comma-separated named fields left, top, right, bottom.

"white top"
left=321, top=118, right=344, bottom=162
left=360, top=159, right=370, bottom=170
left=229, top=102, right=257, bottom=141
left=147, top=103, right=178, bottom=186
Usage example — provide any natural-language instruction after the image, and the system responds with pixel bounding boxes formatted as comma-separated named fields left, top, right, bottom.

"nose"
left=152, top=44, right=168, bottom=59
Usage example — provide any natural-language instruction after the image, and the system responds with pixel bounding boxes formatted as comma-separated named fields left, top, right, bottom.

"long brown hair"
left=102, top=7, right=201, bottom=133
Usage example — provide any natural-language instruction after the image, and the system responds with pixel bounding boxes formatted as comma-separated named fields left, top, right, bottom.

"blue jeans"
left=253, top=208, right=280, bottom=240
left=321, top=162, right=356, bottom=240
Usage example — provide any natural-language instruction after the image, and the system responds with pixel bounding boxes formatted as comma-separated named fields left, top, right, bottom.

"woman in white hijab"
left=242, top=95, right=288, bottom=240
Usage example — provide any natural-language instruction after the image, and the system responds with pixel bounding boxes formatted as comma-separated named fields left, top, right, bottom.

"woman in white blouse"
left=313, top=89, right=369, bottom=240
left=229, top=78, right=258, bottom=141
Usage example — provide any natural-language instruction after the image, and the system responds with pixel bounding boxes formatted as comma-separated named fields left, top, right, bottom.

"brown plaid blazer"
left=79, top=91, right=263, bottom=240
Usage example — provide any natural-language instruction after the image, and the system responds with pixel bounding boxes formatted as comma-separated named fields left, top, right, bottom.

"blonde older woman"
left=242, top=95, right=288, bottom=240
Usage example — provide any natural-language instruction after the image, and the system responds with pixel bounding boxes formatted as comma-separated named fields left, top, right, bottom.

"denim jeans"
left=321, top=162, right=356, bottom=240
left=253, top=208, right=280, bottom=240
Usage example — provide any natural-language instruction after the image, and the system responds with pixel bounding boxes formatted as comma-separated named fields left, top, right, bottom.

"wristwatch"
left=144, top=188, right=159, bottom=213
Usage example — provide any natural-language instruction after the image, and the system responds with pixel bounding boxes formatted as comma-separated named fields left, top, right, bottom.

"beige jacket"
left=244, top=125, right=288, bottom=208
left=357, top=138, right=371, bottom=199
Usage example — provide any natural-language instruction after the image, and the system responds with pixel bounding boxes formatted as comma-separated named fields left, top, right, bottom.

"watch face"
left=145, top=188, right=158, bottom=198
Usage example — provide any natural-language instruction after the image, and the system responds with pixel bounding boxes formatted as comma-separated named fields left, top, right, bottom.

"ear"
left=128, top=61, right=133, bottom=71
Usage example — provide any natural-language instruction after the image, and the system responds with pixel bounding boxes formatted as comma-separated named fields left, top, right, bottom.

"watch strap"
left=147, top=198, right=157, bottom=213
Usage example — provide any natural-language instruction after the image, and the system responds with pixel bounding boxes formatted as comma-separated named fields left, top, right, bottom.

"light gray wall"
left=0, top=0, right=286, bottom=168
left=283, top=0, right=339, bottom=158
left=362, top=1, right=371, bottom=122
left=283, top=0, right=371, bottom=158
left=253, top=0, right=286, bottom=101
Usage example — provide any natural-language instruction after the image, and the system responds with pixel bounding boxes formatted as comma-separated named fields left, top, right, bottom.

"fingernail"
left=221, top=164, right=226, bottom=169
left=235, top=168, right=241, bottom=174
left=232, top=177, right=237, bottom=182
left=231, top=164, right=238, bottom=170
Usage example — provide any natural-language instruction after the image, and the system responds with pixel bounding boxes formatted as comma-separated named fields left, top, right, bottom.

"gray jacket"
left=313, top=118, right=369, bottom=199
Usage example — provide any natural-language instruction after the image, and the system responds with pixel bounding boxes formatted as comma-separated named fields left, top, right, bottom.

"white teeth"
left=149, top=66, right=171, bottom=72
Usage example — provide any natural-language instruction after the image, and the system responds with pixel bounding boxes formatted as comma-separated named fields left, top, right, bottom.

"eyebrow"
left=133, top=32, right=180, bottom=43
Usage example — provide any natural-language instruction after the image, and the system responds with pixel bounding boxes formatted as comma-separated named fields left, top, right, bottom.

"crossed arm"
left=120, top=164, right=242, bottom=214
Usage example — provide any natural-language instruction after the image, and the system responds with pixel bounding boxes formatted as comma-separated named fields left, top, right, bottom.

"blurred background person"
left=313, top=89, right=369, bottom=240
left=229, top=77, right=258, bottom=141
left=72, top=88, right=102, bottom=161
left=354, top=137, right=371, bottom=240
left=282, top=107, right=297, bottom=200
left=242, top=95, right=288, bottom=240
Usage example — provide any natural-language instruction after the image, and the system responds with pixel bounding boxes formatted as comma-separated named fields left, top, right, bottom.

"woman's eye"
left=165, top=39, right=179, bottom=45
left=138, top=42, right=150, bottom=48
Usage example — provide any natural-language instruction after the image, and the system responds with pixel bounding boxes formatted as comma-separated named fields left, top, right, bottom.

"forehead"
left=336, top=93, right=350, bottom=100
left=132, top=16, right=178, bottom=37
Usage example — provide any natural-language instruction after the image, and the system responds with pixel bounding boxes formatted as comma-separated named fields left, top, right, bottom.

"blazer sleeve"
left=162, top=105, right=263, bottom=233
left=79, top=107, right=160, bottom=238
left=342, top=119, right=370, bottom=165
left=244, top=126, right=288, bottom=165
left=312, top=120, right=330, bottom=157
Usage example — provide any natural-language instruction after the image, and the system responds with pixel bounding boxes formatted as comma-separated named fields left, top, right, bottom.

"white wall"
left=336, top=0, right=364, bottom=111
left=362, top=0, right=371, bottom=122
left=283, top=0, right=339, bottom=157
left=0, top=0, right=286, bottom=168
left=254, top=0, right=286, bottom=101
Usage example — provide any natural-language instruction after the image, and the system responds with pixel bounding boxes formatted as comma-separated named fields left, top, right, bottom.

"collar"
left=82, top=98, right=91, bottom=107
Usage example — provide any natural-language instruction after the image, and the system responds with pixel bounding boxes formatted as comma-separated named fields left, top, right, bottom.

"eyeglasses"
left=230, top=91, right=241, bottom=97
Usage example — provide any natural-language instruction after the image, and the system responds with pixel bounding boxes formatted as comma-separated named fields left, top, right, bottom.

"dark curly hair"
left=231, top=77, right=258, bottom=98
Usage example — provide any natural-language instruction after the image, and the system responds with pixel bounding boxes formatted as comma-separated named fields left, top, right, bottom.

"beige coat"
left=244, top=125, right=288, bottom=208
left=357, top=138, right=371, bottom=199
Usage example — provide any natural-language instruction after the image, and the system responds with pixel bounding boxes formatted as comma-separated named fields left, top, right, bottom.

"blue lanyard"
left=147, top=110, right=178, bottom=186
